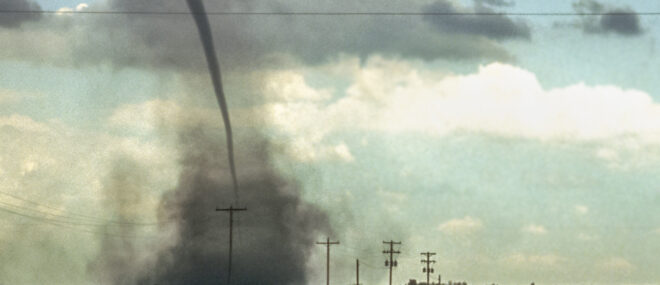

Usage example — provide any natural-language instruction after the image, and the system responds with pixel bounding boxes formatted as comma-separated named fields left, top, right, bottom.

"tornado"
left=185, top=0, right=239, bottom=201
left=89, top=1, right=332, bottom=284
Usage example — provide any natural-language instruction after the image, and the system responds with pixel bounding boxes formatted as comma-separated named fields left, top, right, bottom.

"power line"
left=0, top=197, right=213, bottom=230
left=1, top=10, right=660, bottom=16
left=0, top=192, right=218, bottom=240
left=0, top=199, right=161, bottom=228
left=0, top=190, right=163, bottom=226
left=0, top=202, right=109, bottom=227
left=359, top=260, right=383, bottom=270
left=0, top=204, right=157, bottom=239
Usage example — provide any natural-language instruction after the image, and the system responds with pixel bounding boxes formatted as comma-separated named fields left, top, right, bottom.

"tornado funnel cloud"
left=87, top=1, right=331, bottom=284
left=186, top=0, right=239, bottom=201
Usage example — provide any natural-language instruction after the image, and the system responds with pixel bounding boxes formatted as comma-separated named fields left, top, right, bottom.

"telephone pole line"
left=382, top=240, right=401, bottom=285
left=316, top=237, right=340, bottom=285
left=216, top=205, right=247, bottom=284
left=352, top=259, right=362, bottom=285
left=420, top=252, right=436, bottom=285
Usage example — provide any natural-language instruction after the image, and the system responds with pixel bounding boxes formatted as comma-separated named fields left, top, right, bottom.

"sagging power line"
left=0, top=190, right=161, bottom=226
left=0, top=203, right=161, bottom=239
left=1, top=10, right=660, bottom=16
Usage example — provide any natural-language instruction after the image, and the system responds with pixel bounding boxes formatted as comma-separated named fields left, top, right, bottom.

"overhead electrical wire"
left=0, top=203, right=158, bottom=239
left=0, top=190, right=225, bottom=240
left=0, top=190, right=163, bottom=226
left=0, top=202, right=109, bottom=227
left=0, top=10, right=659, bottom=16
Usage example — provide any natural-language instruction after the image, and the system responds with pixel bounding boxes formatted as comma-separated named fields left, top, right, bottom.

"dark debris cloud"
left=131, top=129, right=331, bottom=285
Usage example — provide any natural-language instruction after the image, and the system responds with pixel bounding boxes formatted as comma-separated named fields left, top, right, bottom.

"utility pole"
left=216, top=205, right=247, bottom=284
left=352, top=259, right=362, bottom=285
left=382, top=240, right=401, bottom=285
left=316, top=237, right=340, bottom=285
left=420, top=252, right=436, bottom=285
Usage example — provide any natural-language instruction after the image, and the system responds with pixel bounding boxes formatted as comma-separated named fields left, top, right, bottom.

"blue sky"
left=3, top=0, right=660, bottom=284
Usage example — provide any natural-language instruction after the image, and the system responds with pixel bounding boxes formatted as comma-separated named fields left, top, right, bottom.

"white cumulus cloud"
left=597, top=257, right=635, bottom=273
left=522, top=224, right=547, bottom=235
left=286, top=138, right=355, bottom=162
left=0, top=89, right=20, bottom=105
left=438, top=216, right=483, bottom=234
left=501, top=253, right=565, bottom=267
left=577, top=232, right=598, bottom=241
left=56, top=3, right=88, bottom=15
left=264, top=71, right=332, bottom=102
left=262, top=57, right=660, bottom=151
left=55, top=7, right=74, bottom=15
left=575, top=204, right=589, bottom=215
left=76, top=3, right=89, bottom=11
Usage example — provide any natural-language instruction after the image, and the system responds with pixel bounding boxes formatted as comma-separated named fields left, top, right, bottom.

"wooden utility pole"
left=420, top=252, right=436, bottom=285
left=316, top=237, right=340, bottom=285
left=352, top=259, right=362, bottom=285
left=216, top=205, right=247, bottom=284
left=382, top=240, right=401, bottom=285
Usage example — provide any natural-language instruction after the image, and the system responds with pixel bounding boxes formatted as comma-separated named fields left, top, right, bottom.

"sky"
left=2, top=0, right=660, bottom=284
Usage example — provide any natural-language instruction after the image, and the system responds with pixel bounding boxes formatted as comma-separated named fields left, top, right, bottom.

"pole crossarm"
left=420, top=252, right=437, bottom=285
left=317, top=237, right=340, bottom=285
left=382, top=240, right=402, bottom=285
left=216, top=205, right=247, bottom=284
left=216, top=206, right=248, bottom=212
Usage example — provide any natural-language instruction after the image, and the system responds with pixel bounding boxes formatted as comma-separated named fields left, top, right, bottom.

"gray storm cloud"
left=0, top=0, right=42, bottom=28
left=423, top=0, right=531, bottom=40
left=0, top=0, right=519, bottom=70
left=474, top=0, right=514, bottom=8
left=572, top=0, right=643, bottom=36
left=599, top=9, right=642, bottom=36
